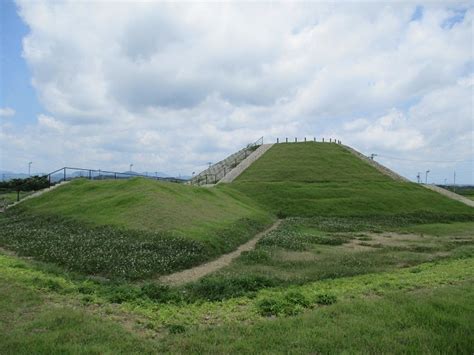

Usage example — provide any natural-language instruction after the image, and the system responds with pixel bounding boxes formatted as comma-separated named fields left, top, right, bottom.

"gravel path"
left=160, top=219, right=282, bottom=285
left=423, top=184, right=474, bottom=208
left=218, top=144, right=274, bottom=183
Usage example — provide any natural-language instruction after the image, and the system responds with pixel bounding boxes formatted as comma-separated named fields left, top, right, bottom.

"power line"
left=376, top=154, right=473, bottom=163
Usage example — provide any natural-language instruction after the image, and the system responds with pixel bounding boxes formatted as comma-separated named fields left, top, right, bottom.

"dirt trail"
left=160, top=219, right=282, bottom=285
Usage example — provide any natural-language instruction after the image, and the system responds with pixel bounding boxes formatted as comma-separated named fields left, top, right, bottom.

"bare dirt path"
left=160, top=219, right=282, bottom=285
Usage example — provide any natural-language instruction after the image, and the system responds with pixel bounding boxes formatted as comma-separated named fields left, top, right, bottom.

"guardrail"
left=45, top=167, right=187, bottom=186
left=190, top=136, right=264, bottom=185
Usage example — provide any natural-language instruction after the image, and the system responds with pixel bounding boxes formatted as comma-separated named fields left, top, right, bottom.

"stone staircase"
left=191, top=138, right=264, bottom=185
left=218, top=144, right=274, bottom=184
left=423, top=184, right=474, bottom=207
left=342, top=145, right=409, bottom=182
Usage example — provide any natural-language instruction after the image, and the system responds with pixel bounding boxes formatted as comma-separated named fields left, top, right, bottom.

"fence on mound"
left=45, top=167, right=187, bottom=186
left=190, top=137, right=263, bottom=185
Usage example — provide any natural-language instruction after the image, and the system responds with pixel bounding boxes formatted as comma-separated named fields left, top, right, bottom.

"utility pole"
left=416, top=172, right=421, bottom=183
left=370, top=154, right=377, bottom=160
left=129, top=164, right=133, bottom=173
left=208, top=162, right=212, bottom=170
left=425, top=170, right=430, bottom=184
left=28, top=162, right=32, bottom=176
left=453, top=171, right=456, bottom=193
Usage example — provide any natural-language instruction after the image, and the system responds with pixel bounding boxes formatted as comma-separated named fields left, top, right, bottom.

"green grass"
left=0, top=278, right=158, bottom=354
left=236, top=142, right=390, bottom=183
left=1, top=141, right=473, bottom=351
left=399, top=221, right=474, bottom=236
left=229, top=143, right=474, bottom=218
left=18, top=178, right=270, bottom=239
left=0, top=250, right=473, bottom=353
left=0, top=178, right=273, bottom=279
left=443, top=186, right=474, bottom=198
left=0, top=212, right=272, bottom=280
left=191, top=217, right=474, bottom=297
left=158, top=282, right=474, bottom=353
left=0, top=190, right=34, bottom=205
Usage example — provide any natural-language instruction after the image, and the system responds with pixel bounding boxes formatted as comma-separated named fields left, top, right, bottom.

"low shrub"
left=140, top=283, right=182, bottom=303
left=106, top=285, right=143, bottom=304
left=185, top=275, right=280, bottom=301
left=256, top=293, right=309, bottom=317
left=285, top=291, right=310, bottom=308
left=315, top=293, right=337, bottom=305
left=166, top=324, right=186, bottom=334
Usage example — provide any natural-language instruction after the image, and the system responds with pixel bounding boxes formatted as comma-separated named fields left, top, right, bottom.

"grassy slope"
left=229, top=142, right=474, bottom=218
left=19, top=178, right=270, bottom=240
left=0, top=178, right=273, bottom=279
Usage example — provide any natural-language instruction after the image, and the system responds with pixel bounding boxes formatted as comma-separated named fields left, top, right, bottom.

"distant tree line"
left=0, top=176, right=49, bottom=192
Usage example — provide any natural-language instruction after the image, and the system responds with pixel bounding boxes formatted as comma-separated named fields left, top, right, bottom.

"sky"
left=0, top=0, right=473, bottom=184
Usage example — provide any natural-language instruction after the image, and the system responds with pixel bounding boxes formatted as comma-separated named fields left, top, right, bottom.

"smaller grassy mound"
left=19, top=178, right=268, bottom=239
left=0, top=178, right=272, bottom=279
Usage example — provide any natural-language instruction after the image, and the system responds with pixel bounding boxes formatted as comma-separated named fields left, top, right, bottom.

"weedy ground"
left=0, top=251, right=473, bottom=353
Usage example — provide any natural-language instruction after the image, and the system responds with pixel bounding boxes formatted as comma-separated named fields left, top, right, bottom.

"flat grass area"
left=0, top=278, right=158, bottom=354
left=0, top=250, right=472, bottom=353
left=187, top=217, right=474, bottom=297
left=159, top=282, right=474, bottom=353
left=399, top=221, right=474, bottom=236
left=229, top=143, right=474, bottom=218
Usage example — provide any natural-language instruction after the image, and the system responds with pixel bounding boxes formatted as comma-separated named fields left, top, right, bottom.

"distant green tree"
left=0, top=176, right=49, bottom=191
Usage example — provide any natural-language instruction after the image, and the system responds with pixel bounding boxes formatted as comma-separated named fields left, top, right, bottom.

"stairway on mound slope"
left=342, top=145, right=409, bottom=182
left=218, top=144, right=274, bottom=184
left=191, top=138, right=264, bottom=186
left=423, top=184, right=474, bottom=208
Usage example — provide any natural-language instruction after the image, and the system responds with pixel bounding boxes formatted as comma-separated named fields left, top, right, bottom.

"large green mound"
left=229, top=142, right=474, bottom=218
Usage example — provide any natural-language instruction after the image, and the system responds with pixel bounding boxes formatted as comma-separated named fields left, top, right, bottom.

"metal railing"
left=45, top=167, right=187, bottom=187
left=190, top=137, right=263, bottom=185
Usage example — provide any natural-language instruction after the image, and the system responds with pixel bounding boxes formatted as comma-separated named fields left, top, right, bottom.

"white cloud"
left=343, top=109, right=425, bottom=152
left=0, top=107, right=15, bottom=117
left=1, top=1, right=472, bottom=182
